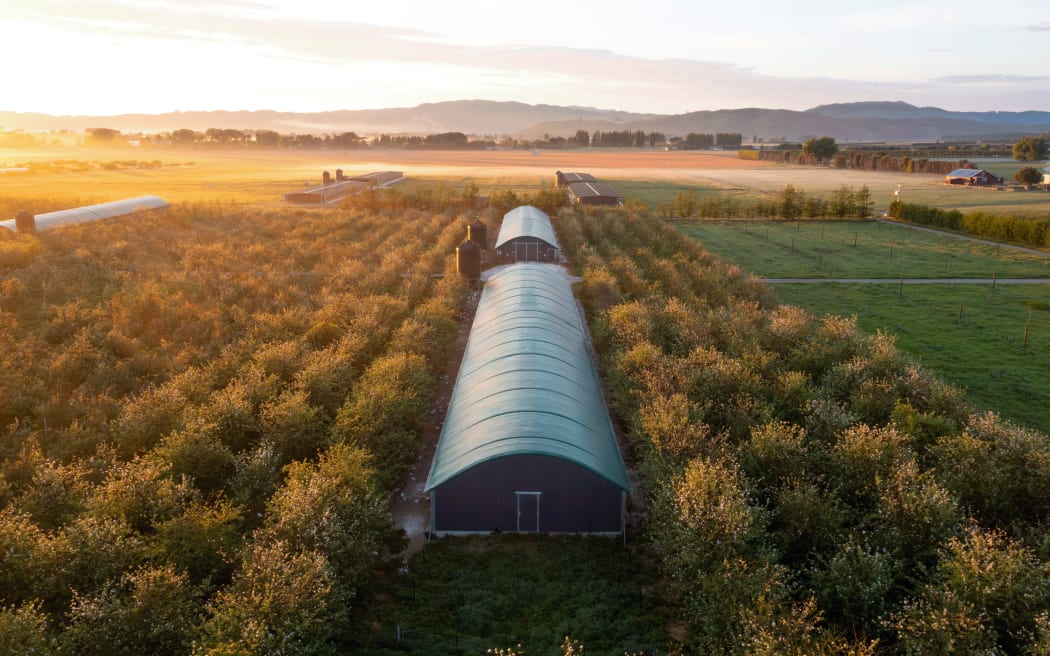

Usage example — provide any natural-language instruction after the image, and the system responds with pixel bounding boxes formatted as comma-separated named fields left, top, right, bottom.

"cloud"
left=5, top=0, right=1049, bottom=113
left=934, top=74, right=1050, bottom=84
left=1027, top=23, right=1050, bottom=31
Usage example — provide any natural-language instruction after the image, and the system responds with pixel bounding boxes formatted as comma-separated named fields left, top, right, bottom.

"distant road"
left=762, top=278, right=1050, bottom=284
left=877, top=219, right=1050, bottom=259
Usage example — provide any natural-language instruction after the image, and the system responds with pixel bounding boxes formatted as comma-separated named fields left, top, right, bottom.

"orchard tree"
left=194, top=541, right=337, bottom=656
left=1015, top=165, right=1043, bottom=185
left=1012, top=135, right=1048, bottom=161
left=802, top=136, right=838, bottom=159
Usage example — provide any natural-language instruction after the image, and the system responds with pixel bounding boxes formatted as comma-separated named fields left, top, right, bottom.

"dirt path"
left=389, top=291, right=479, bottom=558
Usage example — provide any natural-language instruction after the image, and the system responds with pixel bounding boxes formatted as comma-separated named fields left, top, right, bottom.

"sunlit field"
left=4, top=167, right=1050, bottom=652
left=0, top=147, right=767, bottom=206
left=4, top=147, right=1048, bottom=215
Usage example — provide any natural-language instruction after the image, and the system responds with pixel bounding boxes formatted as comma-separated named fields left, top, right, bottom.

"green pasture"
left=775, top=283, right=1050, bottom=433
left=900, top=185, right=1050, bottom=215
left=680, top=220, right=1050, bottom=278
left=353, top=535, right=667, bottom=655
left=680, top=220, right=1050, bottom=431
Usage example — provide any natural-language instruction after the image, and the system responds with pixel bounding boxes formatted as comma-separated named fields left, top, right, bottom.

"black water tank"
left=456, top=240, right=481, bottom=279
left=14, top=211, right=35, bottom=234
left=322, top=171, right=332, bottom=185
left=467, top=219, right=488, bottom=250
left=336, top=168, right=344, bottom=181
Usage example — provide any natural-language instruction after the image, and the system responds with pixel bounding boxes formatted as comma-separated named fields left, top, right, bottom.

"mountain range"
left=2, top=101, right=1049, bottom=142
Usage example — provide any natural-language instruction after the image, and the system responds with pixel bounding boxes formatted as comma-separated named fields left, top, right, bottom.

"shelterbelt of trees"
left=560, top=207, right=1050, bottom=653
left=17, top=126, right=746, bottom=151
left=891, top=200, right=1050, bottom=249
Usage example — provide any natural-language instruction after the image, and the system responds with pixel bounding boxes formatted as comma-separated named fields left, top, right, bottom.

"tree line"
left=75, top=127, right=749, bottom=151
left=890, top=200, right=1050, bottom=248
left=661, top=184, right=873, bottom=220
left=743, top=146, right=976, bottom=175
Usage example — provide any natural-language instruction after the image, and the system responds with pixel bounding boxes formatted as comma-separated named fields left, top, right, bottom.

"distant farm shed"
left=494, top=205, right=560, bottom=262
left=0, top=196, right=168, bottom=233
left=346, top=170, right=404, bottom=186
left=566, top=180, right=623, bottom=206
left=944, top=168, right=1004, bottom=186
left=284, top=180, right=367, bottom=205
left=555, top=171, right=597, bottom=186
left=425, top=263, right=629, bottom=535
left=284, top=170, right=404, bottom=204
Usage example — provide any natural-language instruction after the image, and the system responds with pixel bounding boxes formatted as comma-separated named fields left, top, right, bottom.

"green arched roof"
left=494, top=205, right=559, bottom=250
left=425, top=263, right=628, bottom=492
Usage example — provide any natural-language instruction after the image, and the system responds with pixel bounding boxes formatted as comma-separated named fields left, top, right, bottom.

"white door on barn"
left=516, top=491, right=541, bottom=532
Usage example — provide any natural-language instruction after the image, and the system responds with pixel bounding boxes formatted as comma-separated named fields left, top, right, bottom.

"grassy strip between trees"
left=351, top=535, right=669, bottom=655
left=679, top=219, right=1050, bottom=279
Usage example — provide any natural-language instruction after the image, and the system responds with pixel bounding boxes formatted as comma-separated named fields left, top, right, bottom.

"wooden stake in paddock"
left=959, top=299, right=964, bottom=321
left=898, top=274, right=904, bottom=299
left=992, top=270, right=997, bottom=292
left=1024, top=310, right=1032, bottom=352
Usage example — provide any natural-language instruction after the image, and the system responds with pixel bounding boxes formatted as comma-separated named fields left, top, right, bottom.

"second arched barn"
left=425, top=263, right=629, bottom=535
left=494, top=205, right=560, bottom=263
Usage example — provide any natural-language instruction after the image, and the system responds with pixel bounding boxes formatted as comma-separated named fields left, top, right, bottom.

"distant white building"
left=1043, top=166, right=1050, bottom=186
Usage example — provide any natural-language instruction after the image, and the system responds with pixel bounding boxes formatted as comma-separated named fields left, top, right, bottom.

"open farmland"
left=682, top=219, right=1050, bottom=430
left=3, top=150, right=1050, bottom=653
left=4, top=146, right=1050, bottom=214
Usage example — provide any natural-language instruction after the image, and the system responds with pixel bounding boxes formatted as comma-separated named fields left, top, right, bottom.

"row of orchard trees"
left=891, top=201, right=1050, bottom=248
left=662, top=184, right=873, bottom=220
left=747, top=147, right=974, bottom=174
left=0, top=199, right=476, bottom=653
left=566, top=130, right=743, bottom=149
left=558, top=206, right=1050, bottom=654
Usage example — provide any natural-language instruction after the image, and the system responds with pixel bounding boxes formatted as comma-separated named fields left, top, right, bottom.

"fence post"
left=1024, top=310, right=1032, bottom=352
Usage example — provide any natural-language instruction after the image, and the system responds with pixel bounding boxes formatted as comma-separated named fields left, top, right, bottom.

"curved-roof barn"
left=0, top=196, right=168, bottom=233
left=493, top=205, right=559, bottom=251
left=425, top=262, right=628, bottom=534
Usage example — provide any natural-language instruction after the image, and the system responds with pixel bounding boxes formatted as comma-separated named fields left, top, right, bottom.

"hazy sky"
left=2, top=0, right=1048, bottom=116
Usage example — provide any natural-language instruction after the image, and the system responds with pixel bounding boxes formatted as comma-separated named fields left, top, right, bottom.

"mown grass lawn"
left=680, top=220, right=1050, bottom=279
left=352, top=535, right=669, bottom=656
left=681, top=220, right=1050, bottom=432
